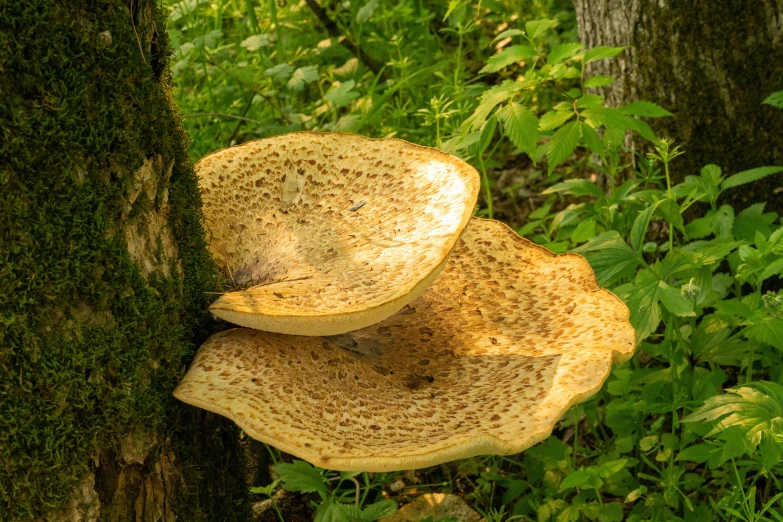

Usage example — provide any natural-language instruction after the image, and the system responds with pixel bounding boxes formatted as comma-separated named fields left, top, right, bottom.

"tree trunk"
left=1, top=1, right=249, bottom=520
left=572, top=0, right=783, bottom=213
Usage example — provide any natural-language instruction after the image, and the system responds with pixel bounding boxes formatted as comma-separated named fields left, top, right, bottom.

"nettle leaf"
left=548, top=43, right=584, bottom=65
left=325, top=80, right=359, bottom=107
left=273, top=460, right=328, bottom=496
left=580, top=122, right=603, bottom=154
left=619, top=101, right=673, bottom=118
left=576, top=94, right=605, bottom=109
left=265, top=63, right=295, bottom=80
left=360, top=500, right=398, bottom=521
left=499, top=102, right=539, bottom=161
left=584, top=75, right=615, bottom=88
left=583, top=46, right=625, bottom=64
left=763, top=90, right=783, bottom=109
left=572, top=231, right=640, bottom=287
left=287, top=65, right=319, bottom=92
left=722, top=166, right=783, bottom=190
left=539, top=110, right=573, bottom=131
left=480, top=45, right=537, bottom=73
left=546, top=120, right=580, bottom=173
left=465, top=81, right=518, bottom=130
left=525, top=19, right=559, bottom=39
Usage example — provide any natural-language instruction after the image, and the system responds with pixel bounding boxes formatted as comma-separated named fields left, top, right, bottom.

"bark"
left=572, top=0, right=783, bottom=213
left=1, top=1, right=248, bottom=520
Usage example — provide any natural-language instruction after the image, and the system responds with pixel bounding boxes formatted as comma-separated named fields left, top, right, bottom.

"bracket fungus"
left=175, top=218, right=634, bottom=472
left=197, top=132, right=480, bottom=336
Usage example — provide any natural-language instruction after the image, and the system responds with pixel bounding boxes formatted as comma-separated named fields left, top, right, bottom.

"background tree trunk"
left=572, top=0, right=783, bottom=213
left=1, top=1, right=249, bottom=520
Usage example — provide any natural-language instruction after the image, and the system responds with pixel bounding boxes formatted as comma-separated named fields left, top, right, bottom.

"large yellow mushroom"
left=174, top=218, right=634, bottom=471
left=197, top=132, right=480, bottom=336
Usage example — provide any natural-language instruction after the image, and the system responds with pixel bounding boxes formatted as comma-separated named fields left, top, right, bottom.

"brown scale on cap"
left=174, top=218, right=635, bottom=472
left=197, top=132, right=480, bottom=336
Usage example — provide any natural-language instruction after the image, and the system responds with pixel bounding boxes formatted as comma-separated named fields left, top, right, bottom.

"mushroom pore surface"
left=174, top=218, right=635, bottom=471
left=199, top=132, right=480, bottom=335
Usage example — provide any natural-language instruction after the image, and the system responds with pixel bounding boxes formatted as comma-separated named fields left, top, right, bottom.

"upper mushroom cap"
left=174, top=218, right=634, bottom=471
left=198, top=132, right=480, bottom=336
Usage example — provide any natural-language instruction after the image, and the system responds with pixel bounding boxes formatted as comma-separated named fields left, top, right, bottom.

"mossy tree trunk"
left=1, top=1, right=249, bottom=520
left=572, top=0, right=783, bottom=213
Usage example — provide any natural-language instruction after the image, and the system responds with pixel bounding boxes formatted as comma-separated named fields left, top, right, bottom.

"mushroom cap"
left=198, top=132, right=480, bottom=336
left=174, top=218, right=634, bottom=471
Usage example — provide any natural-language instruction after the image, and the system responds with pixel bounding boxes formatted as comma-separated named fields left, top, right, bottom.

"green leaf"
left=548, top=43, right=583, bottom=65
left=657, top=197, right=686, bottom=236
left=619, top=101, right=673, bottom=118
left=264, top=63, right=294, bottom=80
left=465, top=81, right=518, bottom=131
left=676, top=443, right=715, bottom=463
left=763, top=90, right=783, bottom=109
left=325, top=80, right=359, bottom=107
left=760, top=258, right=783, bottom=282
left=571, top=218, right=597, bottom=244
left=334, top=503, right=364, bottom=522
left=580, top=122, right=603, bottom=154
left=525, top=19, right=558, bottom=39
left=356, top=0, right=378, bottom=23
left=472, top=115, right=497, bottom=157
left=546, top=120, right=580, bottom=173
left=240, top=33, right=271, bottom=51
left=711, top=205, right=734, bottom=238
left=560, top=469, right=591, bottom=489
left=683, top=382, right=783, bottom=457
left=624, top=275, right=661, bottom=342
left=499, top=102, right=539, bottom=161
left=597, top=459, right=627, bottom=478
left=543, top=179, right=603, bottom=198
left=722, top=166, right=783, bottom=190
left=630, top=200, right=664, bottom=252
left=480, top=45, right=537, bottom=73
left=539, top=110, right=573, bottom=131
left=576, top=94, right=605, bottom=109
left=583, top=46, right=625, bottom=64
left=658, top=281, right=695, bottom=317
left=491, top=28, right=525, bottom=44
left=315, top=500, right=342, bottom=522
left=273, top=460, right=328, bottom=496
left=594, top=502, right=624, bottom=522
left=360, top=500, right=398, bottom=521
left=287, top=65, right=319, bottom=92
left=584, top=75, right=615, bottom=88
left=572, top=231, right=640, bottom=286
left=745, top=316, right=783, bottom=351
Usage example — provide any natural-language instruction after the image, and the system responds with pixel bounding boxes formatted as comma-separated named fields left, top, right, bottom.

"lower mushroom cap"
left=174, top=218, right=634, bottom=471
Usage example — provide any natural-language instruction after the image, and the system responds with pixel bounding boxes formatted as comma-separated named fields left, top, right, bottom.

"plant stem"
left=478, top=153, right=492, bottom=219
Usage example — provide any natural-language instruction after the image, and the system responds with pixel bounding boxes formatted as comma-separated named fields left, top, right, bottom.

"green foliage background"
left=163, top=0, right=783, bottom=521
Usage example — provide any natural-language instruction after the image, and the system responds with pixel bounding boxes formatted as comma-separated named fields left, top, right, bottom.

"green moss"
left=0, top=0, right=248, bottom=519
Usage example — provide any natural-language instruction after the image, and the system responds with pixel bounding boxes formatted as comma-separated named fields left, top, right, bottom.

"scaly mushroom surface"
left=198, top=132, right=480, bottom=336
left=174, top=218, right=634, bottom=471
